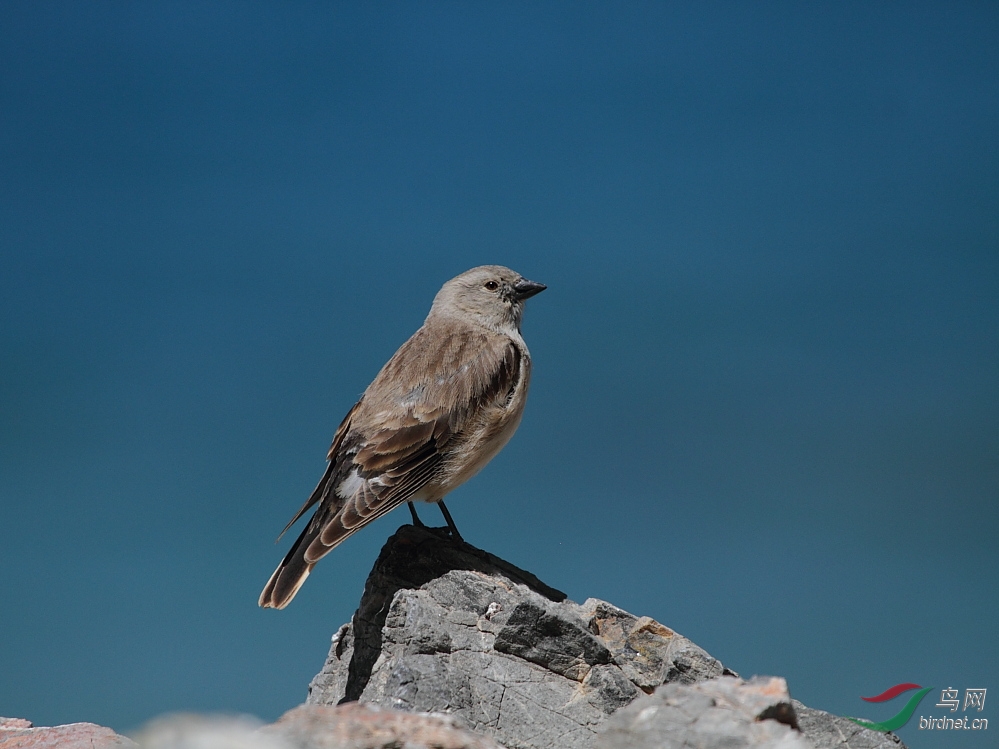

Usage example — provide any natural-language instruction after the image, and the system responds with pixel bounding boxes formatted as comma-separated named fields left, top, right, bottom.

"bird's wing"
left=304, top=328, right=522, bottom=561
left=259, top=327, right=521, bottom=609
left=275, top=401, right=361, bottom=540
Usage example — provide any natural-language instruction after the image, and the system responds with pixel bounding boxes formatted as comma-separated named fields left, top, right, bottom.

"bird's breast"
left=425, top=352, right=532, bottom=498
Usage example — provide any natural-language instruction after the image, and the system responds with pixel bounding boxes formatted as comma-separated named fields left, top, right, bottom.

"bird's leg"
left=408, top=501, right=426, bottom=527
left=437, top=500, right=463, bottom=541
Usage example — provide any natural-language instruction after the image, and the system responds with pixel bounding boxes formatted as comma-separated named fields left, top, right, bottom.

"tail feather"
left=258, top=524, right=320, bottom=609
left=259, top=481, right=412, bottom=609
left=258, top=506, right=364, bottom=609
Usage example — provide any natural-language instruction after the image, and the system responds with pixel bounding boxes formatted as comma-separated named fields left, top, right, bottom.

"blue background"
left=1, top=4, right=995, bottom=747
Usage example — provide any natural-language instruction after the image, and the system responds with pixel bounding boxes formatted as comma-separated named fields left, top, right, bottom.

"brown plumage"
left=259, top=265, right=545, bottom=609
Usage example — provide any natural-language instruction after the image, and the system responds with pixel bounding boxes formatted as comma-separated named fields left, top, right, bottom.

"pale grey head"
left=428, top=265, right=546, bottom=334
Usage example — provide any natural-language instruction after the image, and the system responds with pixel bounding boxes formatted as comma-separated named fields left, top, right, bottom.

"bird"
left=259, top=265, right=546, bottom=609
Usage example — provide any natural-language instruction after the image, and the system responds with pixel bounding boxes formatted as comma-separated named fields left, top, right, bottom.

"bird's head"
left=429, top=265, right=546, bottom=333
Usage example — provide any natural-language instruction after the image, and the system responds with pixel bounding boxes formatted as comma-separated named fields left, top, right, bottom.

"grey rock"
left=580, top=599, right=729, bottom=689
left=597, top=676, right=810, bottom=749
left=596, top=677, right=910, bottom=749
left=494, top=601, right=613, bottom=680
left=307, top=524, right=731, bottom=749
left=792, top=700, right=907, bottom=749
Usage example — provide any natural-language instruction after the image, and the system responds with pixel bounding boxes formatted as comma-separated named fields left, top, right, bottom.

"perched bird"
left=259, top=265, right=546, bottom=609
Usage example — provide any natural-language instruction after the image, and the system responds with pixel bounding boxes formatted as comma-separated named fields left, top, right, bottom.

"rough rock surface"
left=264, top=702, right=505, bottom=749
left=0, top=718, right=137, bottom=748
left=307, top=524, right=732, bottom=749
left=595, top=677, right=908, bottom=749
left=597, top=676, right=808, bottom=748
left=792, top=700, right=906, bottom=749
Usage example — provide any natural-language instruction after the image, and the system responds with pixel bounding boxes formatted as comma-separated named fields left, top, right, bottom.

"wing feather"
left=312, top=333, right=519, bottom=545
left=275, top=402, right=360, bottom=540
left=261, top=325, right=523, bottom=608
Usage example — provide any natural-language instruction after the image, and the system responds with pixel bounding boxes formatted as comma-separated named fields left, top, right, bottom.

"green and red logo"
left=849, top=683, right=933, bottom=732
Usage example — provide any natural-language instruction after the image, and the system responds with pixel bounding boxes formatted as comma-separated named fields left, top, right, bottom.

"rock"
left=134, top=714, right=287, bottom=749
left=596, top=677, right=909, bottom=749
left=133, top=704, right=504, bottom=749
left=307, top=524, right=731, bottom=749
left=0, top=721, right=33, bottom=730
left=597, top=676, right=809, bottom=749
left=263, top=702, right=505, bottom=749
left=792, top=700, right=907, bottom=749
left=580, top=599, right=729, bottom=690
left=2, top=527, right=909, bottom=749
left=0, top=719, right=137, bottom=748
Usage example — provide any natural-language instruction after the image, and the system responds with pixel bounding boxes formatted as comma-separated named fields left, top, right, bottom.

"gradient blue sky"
left=1, top=4, right=996, bottom=747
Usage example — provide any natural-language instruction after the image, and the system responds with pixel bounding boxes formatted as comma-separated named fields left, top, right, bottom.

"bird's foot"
left=408, top=502, right=426, bottom=528
left=437, top=500, right=464, bottom=542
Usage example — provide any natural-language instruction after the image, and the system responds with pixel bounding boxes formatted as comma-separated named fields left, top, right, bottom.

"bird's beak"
left=513, top=278, right=547, bottom=301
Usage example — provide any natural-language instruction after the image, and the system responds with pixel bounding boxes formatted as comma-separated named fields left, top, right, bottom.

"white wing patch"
left=337, top=469, right=364, bottom=499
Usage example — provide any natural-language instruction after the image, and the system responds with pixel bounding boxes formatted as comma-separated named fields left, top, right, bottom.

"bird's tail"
left=259, top=479, right=408, bottom=608
left=257, top=503, right=373, bottom=609
left=258, top=523, right=321, bottom=609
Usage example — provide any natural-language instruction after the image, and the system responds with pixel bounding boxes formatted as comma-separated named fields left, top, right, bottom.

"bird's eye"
left=484, top=280, right=499, bottom=291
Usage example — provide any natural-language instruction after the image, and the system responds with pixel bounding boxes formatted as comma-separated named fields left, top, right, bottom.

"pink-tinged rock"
left=0, top=720, right=136, bottom=748
left=265, top=702, right=505, bottom=749
left=0, top=721, right=33, bottom=730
